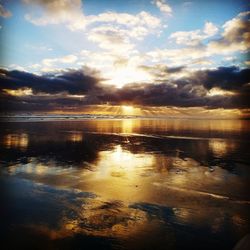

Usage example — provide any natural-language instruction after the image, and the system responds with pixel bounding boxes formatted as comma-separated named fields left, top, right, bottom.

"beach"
left=1, top=118, right=250, bottom=249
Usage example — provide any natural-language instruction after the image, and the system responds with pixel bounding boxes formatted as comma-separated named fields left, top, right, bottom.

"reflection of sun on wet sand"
left=68, top=132, right=83, bottom=142
left=7, top=178, right=248, bottom=249
left=7, top=142, right=249, bottom=206
left=1, top=119, right=250, bottom=250
left=209, top=139, right=237, bottom=158
left=84, top=144, right=155, bottom=201
left=4, top=133, right=29, bottom=150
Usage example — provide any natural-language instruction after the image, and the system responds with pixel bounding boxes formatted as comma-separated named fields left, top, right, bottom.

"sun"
left=103, top=66, right=153, bottom=88
left=120, top=105, right=136, bottom=116
left=121, top=105, right=134, bottom=114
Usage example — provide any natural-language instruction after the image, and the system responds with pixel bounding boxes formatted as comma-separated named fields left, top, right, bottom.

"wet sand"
left=1, top=118, right=250, bottom=249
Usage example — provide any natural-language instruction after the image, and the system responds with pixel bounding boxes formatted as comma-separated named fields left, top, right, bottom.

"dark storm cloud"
left=105, top=65, right=250, bottom=109
left=195, top=66, right=250, bottom=91
left=0, top=68, right=99, bottom=94
left=0, top=66, right=249, bottom=112
left=96, top=66, right=250, bottom=108
left=98, top=82, right=235, bottom=108
left=165, top=66, right=185, bottom=73
left=138, top=65, right=185, bottom=80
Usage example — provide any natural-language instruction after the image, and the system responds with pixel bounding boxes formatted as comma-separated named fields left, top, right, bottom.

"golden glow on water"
left=4, top=133, right=29, bottom=150
left=96, top=145, right=154, bottom=177
left=36, top=164, right=48, bottom=175
left=68, top=132, right=83, bottom=142
left=209, top=140, right=228, bottom=157
left=209, top=139, right=236, bottom=158
left=121, top=119, right=135, bottom=134
left=2, top=119, right=250, bottom=246
left=92, top=119, right=142, bottom=134
left=82, top=118, right=244, bottom=136
left=8, top=153, right=248, bottom=240
left=86, top=145, right=155, bottom=200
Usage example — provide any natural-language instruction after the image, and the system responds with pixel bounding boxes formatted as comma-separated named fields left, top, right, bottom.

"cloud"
left=42, top=55, right=78, bottom=67
left=76, top=51, right=153, bottom=87
left=85, top=11, right=161, bottom=55
left=169, top=21, right=218, bottom=46
left=138, top=64, right=186, bottom=82
left=0, top=3, right=12, bottom=18
left=207, top=11, right=250, bottom=54
left=1, top=66, right=249, bottom=111
left=23, top=0, right=161, bottom=34
left=152, top=0, right=172, bottom=16
left=23, top=0, right=86, bottom=31
left=147, top=46, right=207, bottom=66
left=98, top=66, right=249, bottom=109
left=170, top=30, right=203, bottom=46
left=86, top=21, right=159, bottom=54
left=203, top=22, right=219, bottom=36
left=0, top=67, right=99, bottom=95
left=22, top=1, right=162, bottom=64
left=149, top=12, right=249, bottom=67
left=194, top=66, right=250, bottom=91
left=59, top=55, right=78, bottom=64
left=87, top=26, right=135, bottom=53
left=88, top=11, right=161, bottom=30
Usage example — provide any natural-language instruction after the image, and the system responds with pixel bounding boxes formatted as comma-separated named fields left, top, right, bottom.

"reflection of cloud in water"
left=6, top=148, right=249, bottom=202
left=61, top=199, right=148, bottom=238
left=3, top=160, right=250, bottom=250
left=4, top=133, right=29, bottom=150
left=8, top=160, right=73, bottom=176
left=156, top=157, right=245, bottom=196
left=20, top=183, right=149, bottom=240
left=172, top=207, right=247, bottom=234
left=1, top=119, right=250, bottom=250
left=25, top=201, right=148, bottom=240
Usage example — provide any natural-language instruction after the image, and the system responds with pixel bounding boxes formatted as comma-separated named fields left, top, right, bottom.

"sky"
left=0, top=0, right=249, bottom=118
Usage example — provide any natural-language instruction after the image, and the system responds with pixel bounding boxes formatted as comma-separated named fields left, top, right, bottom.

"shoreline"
left=0, top=114, right=244, bottom=122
